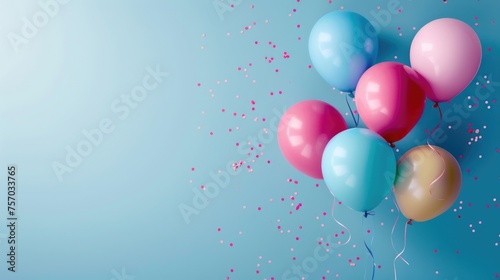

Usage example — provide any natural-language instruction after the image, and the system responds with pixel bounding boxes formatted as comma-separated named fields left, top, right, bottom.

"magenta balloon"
left=410, top=18, right=482, bottom=103
left=278, top=100, right=347, bottom=179
left=355, top=62, right=427, bottom=144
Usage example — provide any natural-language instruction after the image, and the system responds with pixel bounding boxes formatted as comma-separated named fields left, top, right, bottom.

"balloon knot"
left=433, top=102, right=439, bottom=108
left=390, top=143, right=396, bottom=148
left=407, top=219, right=413, bottom=225
left=348, top=92, right=355, bottom=98
left=364, top=211, right=375, bottom=218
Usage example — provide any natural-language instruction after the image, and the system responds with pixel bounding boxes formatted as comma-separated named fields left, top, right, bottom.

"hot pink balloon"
left=355, top=62, right=427, bottom=145
left=410, top=18, right=482, bottom=103
left=278, top=100, right=347, bottom=179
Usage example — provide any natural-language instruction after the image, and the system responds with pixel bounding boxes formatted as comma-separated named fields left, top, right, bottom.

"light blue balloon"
left=309, top=11, right=379, bottom=92
left=321, top=128, right=396, bottom=212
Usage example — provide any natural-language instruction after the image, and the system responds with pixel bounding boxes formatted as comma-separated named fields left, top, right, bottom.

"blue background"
left=0, top=0, right=498, bottom=279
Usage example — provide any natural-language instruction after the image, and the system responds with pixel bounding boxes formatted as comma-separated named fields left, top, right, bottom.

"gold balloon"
left=393, top=145, right=462, bottom=222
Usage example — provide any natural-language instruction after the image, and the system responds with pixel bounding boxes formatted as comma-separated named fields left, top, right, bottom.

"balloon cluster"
left=278, top=11, right=481, bottom=222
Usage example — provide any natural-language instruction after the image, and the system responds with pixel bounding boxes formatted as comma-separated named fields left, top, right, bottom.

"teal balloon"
left=321, top=128, right=396, bottom=212
left=308, top=11, right=378, bottom=92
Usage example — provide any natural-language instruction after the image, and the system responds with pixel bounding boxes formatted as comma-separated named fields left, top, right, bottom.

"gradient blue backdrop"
left=0, top=1, right=498, bottom=279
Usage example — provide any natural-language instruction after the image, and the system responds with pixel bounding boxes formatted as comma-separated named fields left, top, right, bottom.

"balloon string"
left=345, top=93, right=359, bottom=127
left=393, top=219, right=411, bottom=280
left=427, top=103, right=446, bottom=201
left=331, top=197, right=352, bottom=246
left=390, top=194, right=409, bottom=265
left=362, top=212, right=376, bottom=280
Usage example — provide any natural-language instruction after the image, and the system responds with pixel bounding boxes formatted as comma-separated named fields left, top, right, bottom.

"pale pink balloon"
left=278, top=100, right=347, bottom=179
left=410, top=18, right=482, bottom=103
